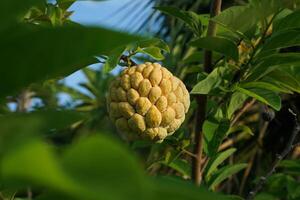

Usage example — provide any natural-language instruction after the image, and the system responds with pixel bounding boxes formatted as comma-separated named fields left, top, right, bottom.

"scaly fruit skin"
left=107, top=62, right=190, bottom=142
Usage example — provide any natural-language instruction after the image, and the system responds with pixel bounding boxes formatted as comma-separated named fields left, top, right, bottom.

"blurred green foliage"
left=0, top=0, right=300, bottom=200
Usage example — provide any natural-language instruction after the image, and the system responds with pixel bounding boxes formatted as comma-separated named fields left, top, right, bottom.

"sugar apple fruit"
left=107, top=62, right=190, bottom=142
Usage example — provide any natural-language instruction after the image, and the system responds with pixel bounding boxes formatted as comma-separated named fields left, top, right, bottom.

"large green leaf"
left=236, top=87, right=281, bottom=111
left=203, top=119, right=230, bottom=157
left=0, top=0, right=43, bottom=31
left=1, top=135, right=150, bottom=200
left=249, top=0, right=282, bottom=20
left=205, top=148, right=237, bottom=180
left=156, top=6, right=203, bottom=36
left=266, top=69, right=300, bottom=93
left=190, top=37, right=238, bottom=61
left=0, top=110, right=84, bottom=153
left=249, top=53, right=300, bottom=81
left=152, top=177, right=236, bottom=200
left=262, top=29, right=300, bottom=51
left=0, top=140, right=81, bottom=195
left=240, top=81, right=291, bottom=93
left=212, top=5, right=258, bottom=34
left=275, top=10, right=300, bottom=31
left=191, top=67, right=226, bottom=94
left=61, top=135, right=150, bottom=200
left=0, top=25, right=142, bottom=99
left=208, top=164, right=247, bottom=189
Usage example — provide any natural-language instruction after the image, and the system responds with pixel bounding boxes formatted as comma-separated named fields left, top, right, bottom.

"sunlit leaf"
left=137, top=47, right=165, bottom=60
left=236, top=87, right=281, bottom=111
left=208, top=164, right=247, bottom=189
left=191, top=67, right=226, bottom=94
left=205, top=148, right=236, bottom=180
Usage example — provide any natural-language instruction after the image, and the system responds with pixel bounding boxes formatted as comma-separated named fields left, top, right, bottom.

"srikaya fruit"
left=107, top=62, right=190, bottom=142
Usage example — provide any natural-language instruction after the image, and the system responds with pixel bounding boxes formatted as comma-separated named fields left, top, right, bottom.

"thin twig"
left=192, top=0, right=222, bottom=186
left=181, top=148, right=197, bottom=158
left=246, top=107, right=300, bottom=200
left=231, top=99, right=256, bottom=126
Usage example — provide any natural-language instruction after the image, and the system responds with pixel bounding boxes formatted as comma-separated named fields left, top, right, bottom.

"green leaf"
left=103, top=46, right=126, bottom=72
left=0, top=110, right=84, bottom=153
left=240, top=81, right=291, bottom=93
left=280, top=160, right=300, bottom=175
left=183, top=51, right=203, bottom=64
left=236, top=87, right=281, bottom=111
left=227, top=125, right=254, bottom=136
left=191, top=67, right=226, bottom=94
left=137, top=47, right=165, bottom=60
left=249, top=0, right=282, bottom=20
left=156, top=6, right=203, bottom=36
left=61, top=135, right=149, bottom=200
left=190, top=37, right=238, bottom=61
left=0, top=0, right=43, bottom=31
left=1, top=140, right=80, bottom=193
left=254, top=193, right=277, bottom=200
left=249, top=53, right=300, bottom=81
left=227, top=92, right=249, bottom=118
left=275, top=10, right=300, bottom=31
left=135, top=38, right=170, bottom=53
left=0, top=25, right=142, bottom=99
left=212, top=5, right=258, bottom=34
left=262, top=29, right=300, bottom=51
left=152, top=177, right=236, bottom=200
left=203, top=119, right=230, bottom=157
left=161, top=159, right=191, bottom=178
left=266, top=69, right=300, bottom=93
left=265, top=173, right=296, bottom=198
left=205, top=148, right=237, bottom=180
left=1, top=135, right=150, bottom=200
left=209, top=164, right=247, bottom=189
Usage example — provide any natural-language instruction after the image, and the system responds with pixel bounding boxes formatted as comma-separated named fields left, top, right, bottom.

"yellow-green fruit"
left=107, top=62, right=190, bottom=142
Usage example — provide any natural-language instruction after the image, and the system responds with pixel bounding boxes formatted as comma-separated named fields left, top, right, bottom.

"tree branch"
left=192, top=0, right=222, bottom=186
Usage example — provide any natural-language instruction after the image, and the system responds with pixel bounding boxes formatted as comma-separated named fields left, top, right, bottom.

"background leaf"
left=190, top=37, right=238, bottom=60
left=156, top=6, right=203, bottom=36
